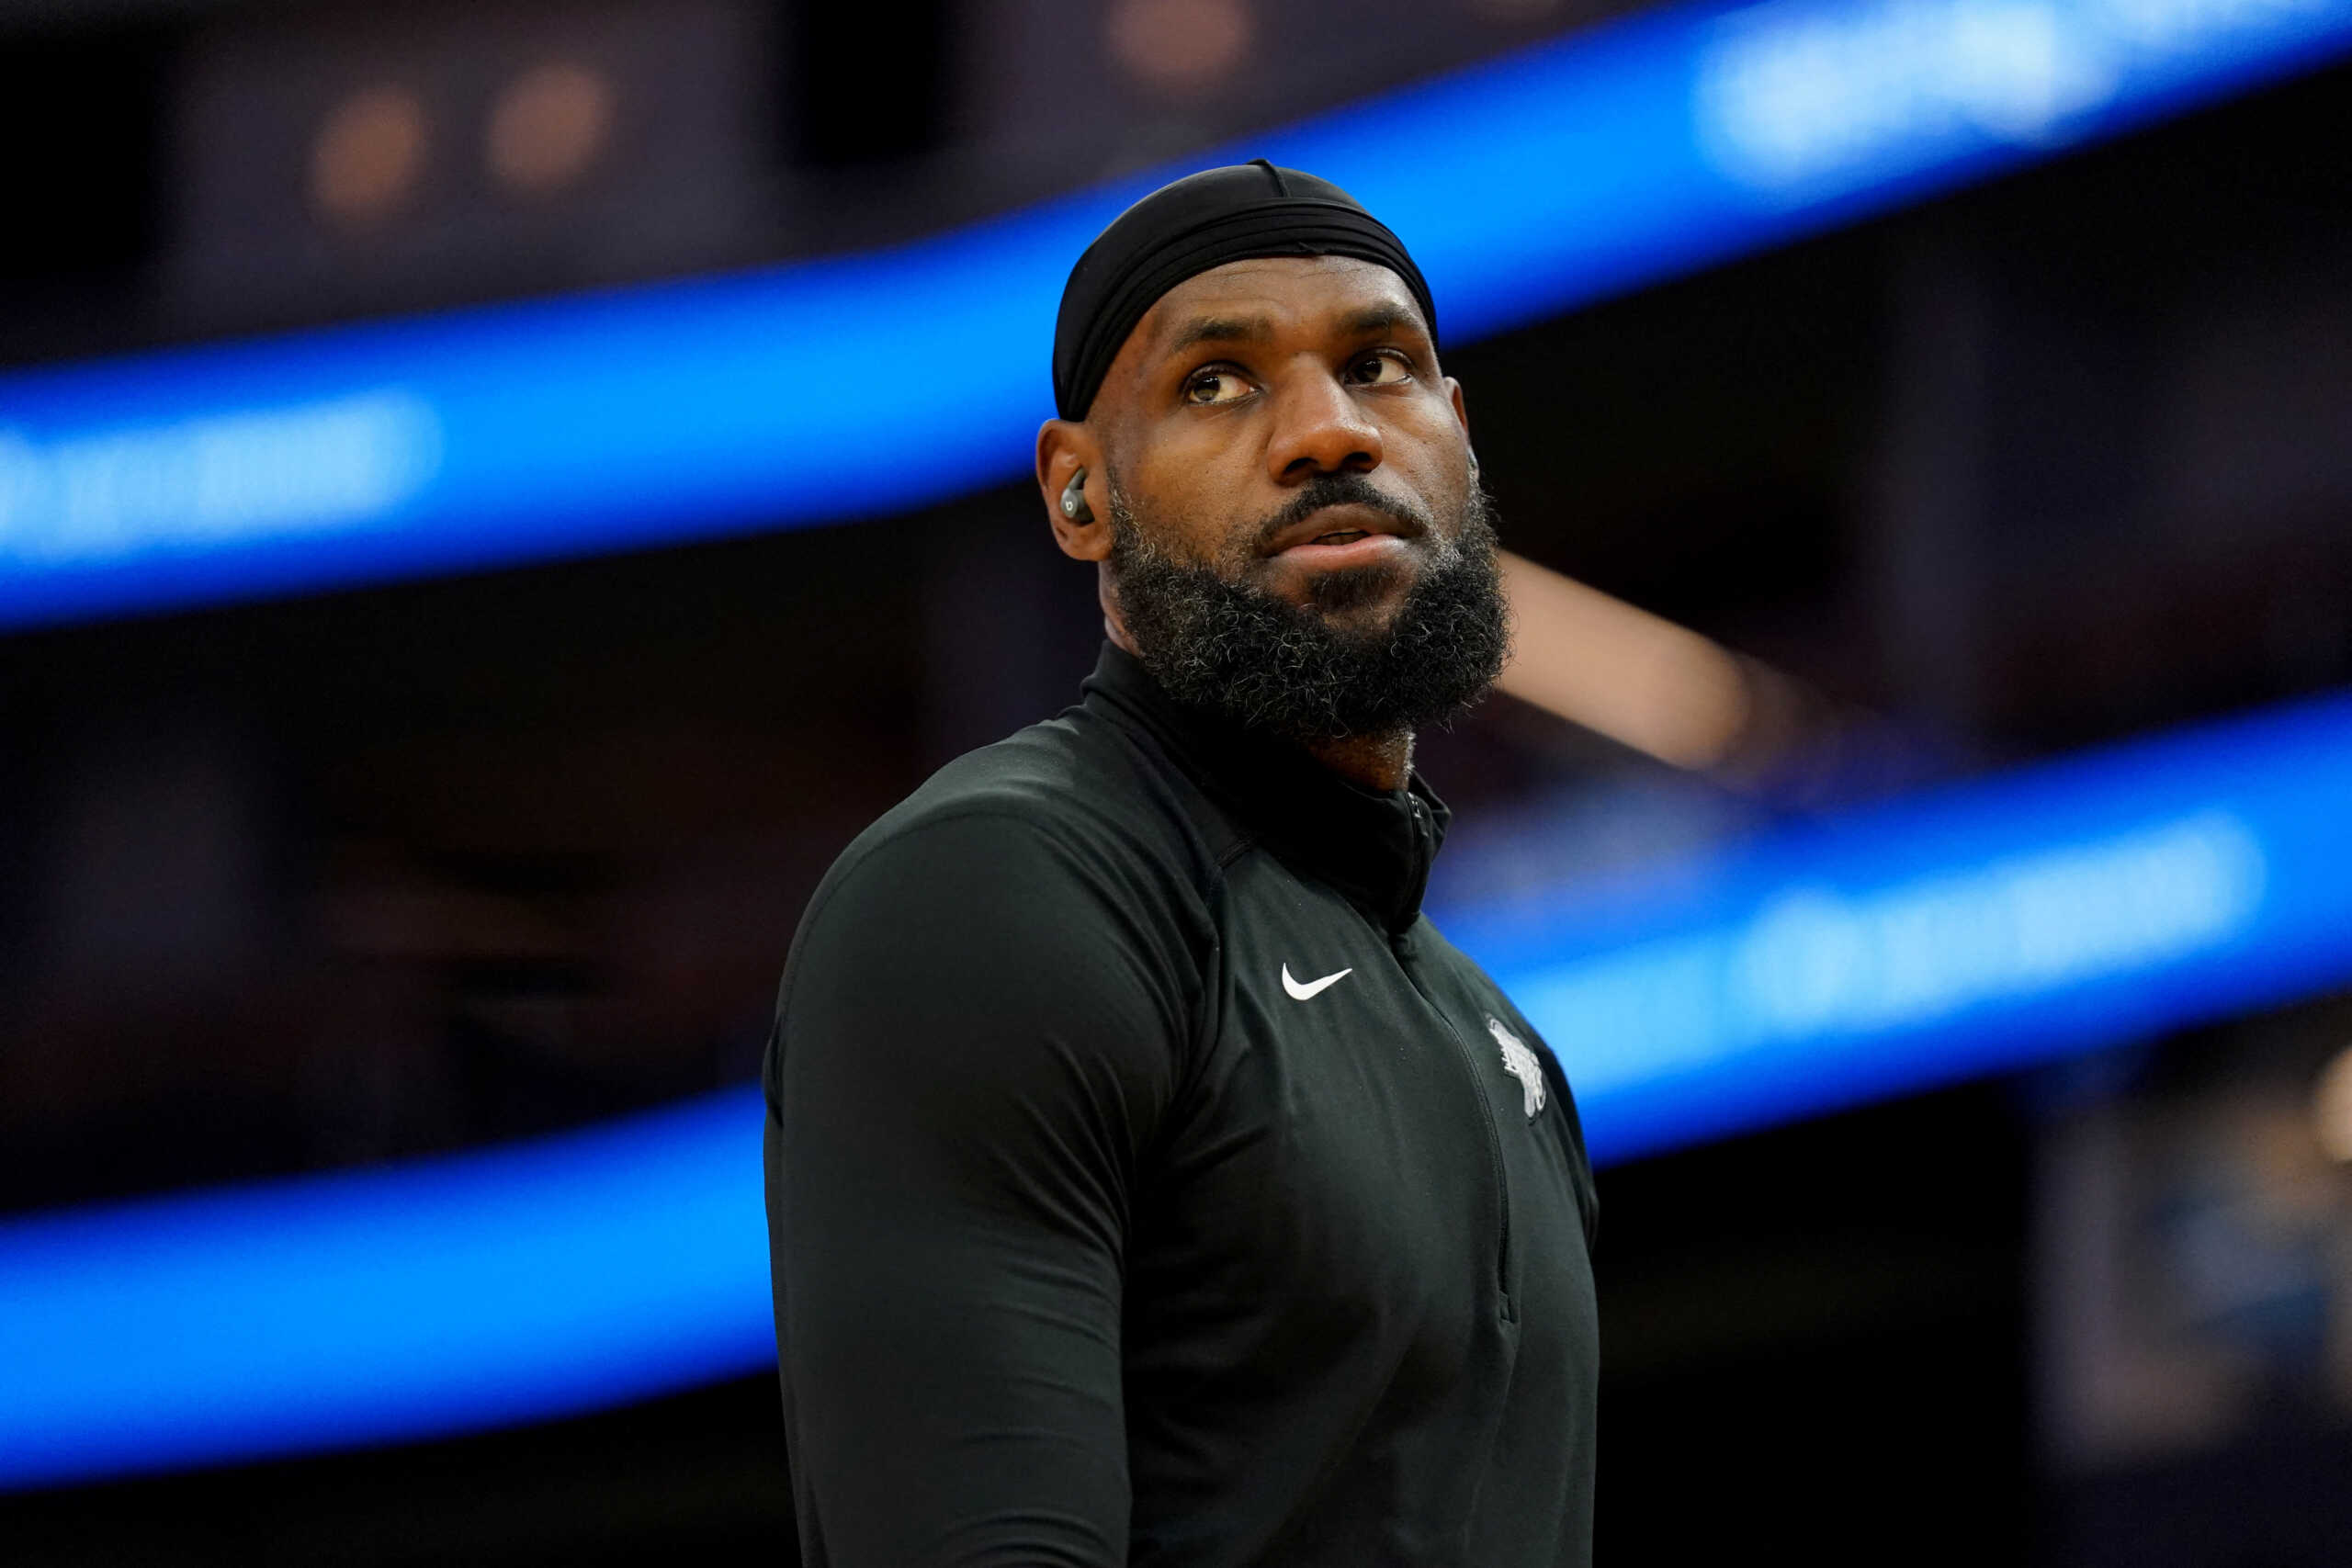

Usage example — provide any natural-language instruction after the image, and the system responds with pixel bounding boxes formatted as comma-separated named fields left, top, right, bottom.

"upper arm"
left=765, top=811, right=1194, bottom=1566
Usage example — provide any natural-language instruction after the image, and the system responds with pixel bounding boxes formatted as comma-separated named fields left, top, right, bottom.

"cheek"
left=1133, top=432, right=1259, bottom=555
left=1396, top=426, right=1476, bottom=523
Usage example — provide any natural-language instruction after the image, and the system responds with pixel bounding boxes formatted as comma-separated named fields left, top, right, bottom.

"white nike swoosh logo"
left=1282, top=964, right=1354, bottom=1001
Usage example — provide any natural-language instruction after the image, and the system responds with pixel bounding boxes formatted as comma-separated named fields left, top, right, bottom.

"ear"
left=1443, top=377, right=1478, bottom=482
left=1036, top=419, right=1113, bottom=563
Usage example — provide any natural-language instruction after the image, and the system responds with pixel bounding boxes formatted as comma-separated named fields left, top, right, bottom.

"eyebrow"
left=1161, top=300, right=1430, bottom=358
left=1165, top=315, right=1274, bottom=354
left=1336, top=302, right=1422, bottom=339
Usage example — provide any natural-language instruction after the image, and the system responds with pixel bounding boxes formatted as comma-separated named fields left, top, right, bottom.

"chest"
left=1127, top=862, right=1591, bottom=1380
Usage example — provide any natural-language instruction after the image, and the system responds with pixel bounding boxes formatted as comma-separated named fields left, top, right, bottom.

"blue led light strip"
left=0, top=1092, right=773, bottom=1492
left=8, top=686, right=2352, bottom=1490
left=3, top=0, right=2348, bottom=629
left=1441, top=693, right=2352, bottom=1162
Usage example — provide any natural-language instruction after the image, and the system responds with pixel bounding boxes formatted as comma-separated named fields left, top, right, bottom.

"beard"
left=1106, top=469, right=1510, bottom=746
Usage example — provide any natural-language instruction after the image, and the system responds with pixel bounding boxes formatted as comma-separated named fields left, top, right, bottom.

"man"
left=763, top=161, right=1599, bottom=1567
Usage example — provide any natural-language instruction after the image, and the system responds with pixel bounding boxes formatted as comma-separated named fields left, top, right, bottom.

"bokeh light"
left=309, top=85, right=428, bottom=225
left=1106, top=0, right=1255, bottom=96
left=486, top=62, right=614, bottom=197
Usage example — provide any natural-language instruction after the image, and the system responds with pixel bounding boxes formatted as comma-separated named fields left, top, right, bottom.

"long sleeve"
left=763, top=809, right=1195, bottom=1567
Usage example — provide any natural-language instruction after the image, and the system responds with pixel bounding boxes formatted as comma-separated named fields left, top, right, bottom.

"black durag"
left=1051, top=160, right=1438, bottom=421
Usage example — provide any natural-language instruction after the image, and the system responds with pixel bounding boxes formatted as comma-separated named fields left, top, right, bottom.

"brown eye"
left=1349, top=352, right=1411, bottom=386
left=1184, top=369, right=1250, bottom=405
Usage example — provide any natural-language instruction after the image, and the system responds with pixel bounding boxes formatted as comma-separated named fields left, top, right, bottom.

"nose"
left=1264, top=361, right=1383, bottom=485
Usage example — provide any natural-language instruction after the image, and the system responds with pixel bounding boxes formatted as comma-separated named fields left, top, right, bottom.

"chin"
left=1296, top=559, right=1414, bottom=617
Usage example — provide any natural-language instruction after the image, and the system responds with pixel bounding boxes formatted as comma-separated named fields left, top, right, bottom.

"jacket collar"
left=1082, top=642, right=1449, bottom=936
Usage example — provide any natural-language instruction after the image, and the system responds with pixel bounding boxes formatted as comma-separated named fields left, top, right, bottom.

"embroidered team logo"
left=1487, top=1016, right=1546, bottom=1120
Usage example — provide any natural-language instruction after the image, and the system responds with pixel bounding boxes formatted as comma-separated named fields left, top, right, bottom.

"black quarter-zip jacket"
left=763, top=644, right=1599, bottom=1567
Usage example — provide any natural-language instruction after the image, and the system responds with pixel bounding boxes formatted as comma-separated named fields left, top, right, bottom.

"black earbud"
left=1060, top=467, right=1094, bottom=523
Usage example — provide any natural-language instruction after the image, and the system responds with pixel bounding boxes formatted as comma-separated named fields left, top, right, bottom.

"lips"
left=1263, top=502, right=1418, bottom=558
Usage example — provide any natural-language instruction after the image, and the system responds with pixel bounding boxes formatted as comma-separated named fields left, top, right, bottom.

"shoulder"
left=812, top=706, right=1218, bottom=938
left=765, top=710, right=1222, bottom=1110
left=766, top=709, right=1213, bottom=1128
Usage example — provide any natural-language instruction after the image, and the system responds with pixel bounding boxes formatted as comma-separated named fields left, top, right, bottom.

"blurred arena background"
left=5, top=0, right=2352, bottom=1562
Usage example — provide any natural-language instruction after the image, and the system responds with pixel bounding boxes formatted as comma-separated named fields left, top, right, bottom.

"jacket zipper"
left=1400, top=795, right=1513, bottom=1311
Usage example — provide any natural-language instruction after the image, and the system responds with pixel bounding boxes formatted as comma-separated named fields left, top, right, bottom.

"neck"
left=1304, top=729, right=1414, bottom=793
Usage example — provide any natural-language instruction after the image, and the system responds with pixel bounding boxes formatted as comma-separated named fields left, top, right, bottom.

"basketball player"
left=764, top=161, right=1599, bottom=1567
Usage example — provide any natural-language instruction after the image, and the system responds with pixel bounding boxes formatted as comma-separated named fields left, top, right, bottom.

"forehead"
left=1133, top=254, right=1427, bottom=355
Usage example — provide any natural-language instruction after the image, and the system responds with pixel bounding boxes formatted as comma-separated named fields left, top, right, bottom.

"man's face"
left=1093, top=255, right=1473, bottom=615
left=1080, top=254, right=1508, bottom=743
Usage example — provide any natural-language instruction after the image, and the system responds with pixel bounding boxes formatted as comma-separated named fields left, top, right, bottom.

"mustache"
left=1248, top=472, right=1435, bottom=554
